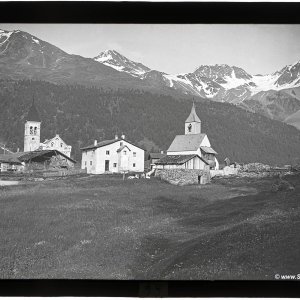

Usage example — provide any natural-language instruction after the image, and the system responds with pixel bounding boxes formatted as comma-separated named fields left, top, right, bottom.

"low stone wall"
left=155, top=169, right=210, bottom=186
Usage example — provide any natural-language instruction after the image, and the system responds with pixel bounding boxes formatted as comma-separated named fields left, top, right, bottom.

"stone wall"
left=155, top=169, right=210, bottom=186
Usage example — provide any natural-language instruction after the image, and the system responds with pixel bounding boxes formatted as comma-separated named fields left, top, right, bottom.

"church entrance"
left=105, top=160, right=109, bottom=171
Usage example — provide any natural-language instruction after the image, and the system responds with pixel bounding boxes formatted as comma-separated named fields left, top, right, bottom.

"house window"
left=133, top=163, right=136, bottom=167
left=32, top=138, right=35, bottom=140
left=90, top=161, right=92, bottom=165
left=85, top=161, right=87, bottom=166
left=113, top=163, right=117, bottom=167
left=60, top=143, right=63, bottom=148
left=106, top=150, right=110, bottom=155
left=30, top=126, right=33, bottom=134
left=34, top=127, right=37, bottom=135
left=51, top=142, right=54, bottom=147
left=120, top=142, right=123, bottom=146
left=133, top=152, right=136, bottom=157
left=124, top=151, right=127, bottom=155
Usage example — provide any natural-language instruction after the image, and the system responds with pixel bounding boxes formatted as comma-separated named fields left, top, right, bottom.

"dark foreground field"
left=0, top=173, right=299, bottom=279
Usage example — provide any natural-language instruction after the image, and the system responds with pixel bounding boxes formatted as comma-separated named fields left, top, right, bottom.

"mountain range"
left=0, top=28, right=300, bottom=166
left=1, top=28, right=300, bottom=128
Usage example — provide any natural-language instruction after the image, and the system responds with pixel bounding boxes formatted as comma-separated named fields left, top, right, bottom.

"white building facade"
left=81, top=135, right=144, bottom=174
left=40, top=134, right=72, bottom=158
left=164, top=102, right=219, bottom=170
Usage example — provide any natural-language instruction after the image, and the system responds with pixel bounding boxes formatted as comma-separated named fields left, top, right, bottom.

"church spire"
left=26, top=95, right=41, bottom=122
left=185, top=101, right=201, bottom=123
left=185, top=102, right=201, bottom=135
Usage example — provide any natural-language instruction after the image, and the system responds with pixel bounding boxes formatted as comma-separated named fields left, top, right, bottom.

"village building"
left=155, top=102, right=219, bottom=170
left=0, top=150, right=76, bottom=173
left=0, top=98, right=75, bottom=173
left=154, top=154, right=209, bottom=170
left=147, top=152, right=166, bottom=170
left=24, top=99, right=72, bottom=157
left=81, top=134, right=145, bottom=174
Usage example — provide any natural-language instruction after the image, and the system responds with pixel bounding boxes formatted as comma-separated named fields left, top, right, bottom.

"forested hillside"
left=0, top=79, right=300, bottom=165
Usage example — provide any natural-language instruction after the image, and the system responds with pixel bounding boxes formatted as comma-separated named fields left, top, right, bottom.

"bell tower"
left=185, top=102, right=201, bottom=135
left=24, top=97, right=41, bottom=152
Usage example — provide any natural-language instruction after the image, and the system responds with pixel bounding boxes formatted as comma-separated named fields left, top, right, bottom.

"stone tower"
left=185, top=102, right=201, bottom=135
left=24, top=98, right=41, bottom=152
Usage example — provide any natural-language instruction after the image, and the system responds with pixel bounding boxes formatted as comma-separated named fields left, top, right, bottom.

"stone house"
left=80, top=135, right=144, bottom=174
left=0, top=150, right=76, bottom=173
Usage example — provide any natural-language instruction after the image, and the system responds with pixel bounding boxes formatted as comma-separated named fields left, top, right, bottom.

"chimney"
left=94, top=140, right=97, bottom=146
left=115, top=134, right=118, bottom=140
left=121, top=134, right=125, bottom=139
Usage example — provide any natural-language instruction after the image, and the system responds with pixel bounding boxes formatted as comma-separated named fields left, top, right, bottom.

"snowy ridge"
left=93, top=50, right=300, bottom=102
left=94, top=50, right=150, bottom=77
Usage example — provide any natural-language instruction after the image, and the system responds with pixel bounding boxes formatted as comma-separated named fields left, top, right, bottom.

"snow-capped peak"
left=93, top=49, right=150, bottom=76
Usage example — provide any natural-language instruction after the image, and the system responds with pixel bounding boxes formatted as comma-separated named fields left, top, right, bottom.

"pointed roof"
left=26, top=97, right=41, bottom=122
left=167, top=134, right=206, bottom=152
left=185, top=102, right=201, bottom=123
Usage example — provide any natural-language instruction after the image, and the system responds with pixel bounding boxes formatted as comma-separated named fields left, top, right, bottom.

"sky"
left=1, top=24, right=300, bottom=75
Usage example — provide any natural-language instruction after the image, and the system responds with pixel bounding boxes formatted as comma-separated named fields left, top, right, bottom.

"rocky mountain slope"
left=285, top=109, right=300, bottom=130
left=1, top=28, right=300, bottom=127
left=93, top=49, right=300, bottom=124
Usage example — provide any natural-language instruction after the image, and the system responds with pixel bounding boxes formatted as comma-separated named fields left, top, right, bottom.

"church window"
left=133, top=152, right=136, bottom=157
left=124, top=151, right=127, bottom=155
left=120, top=142, right=123, bottom=146
left=51, top=142, right=54, bottom=147
left=34, top=127, right=37, bottom=135
left=60, top=143, right=63, bottom=148
left=113, top=163, right=117, bottom=167
left=133, top=163, right=136, bottom=167
left=106, top=150, right=110, bottom=155
left=85, top=161, right=87, bottom=166
left=30, top=126, right=33, bottom=134
left=32, top=138, right=35, bottom=140
left=188, top=124, right=192, bottom=132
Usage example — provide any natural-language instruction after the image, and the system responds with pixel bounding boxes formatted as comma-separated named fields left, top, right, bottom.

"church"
left=155, top=102, right=219, bottom=170
left=24, top=99, right=72, bottom=157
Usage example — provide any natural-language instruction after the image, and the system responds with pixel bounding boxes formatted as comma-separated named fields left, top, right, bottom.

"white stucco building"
left=156, top=102, right=219, bottom=170
left=24, top=99, right=72, bottom=157
left=39, top=134, right=72, bottom=158
left=80, top=135, right=145, bottom=174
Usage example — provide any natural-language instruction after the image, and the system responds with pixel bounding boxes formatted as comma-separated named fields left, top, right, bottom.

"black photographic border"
left=0, top=1, right=300, bottom=297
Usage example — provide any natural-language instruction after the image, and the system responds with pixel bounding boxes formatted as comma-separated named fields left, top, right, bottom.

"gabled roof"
left=26, top=98, right=41, bottom=122
left=18, top=150, right=76, bottom=163
left=155, top=154, right=208, bottom=165
left=0, top=150, right=76, bottom=164
left=42, top=134, right=68, bottom=146
left=167, top=134, right=206, bottom=152
left=81, top=138, right=144, bottom=151
left=200, top=146, right=218, bottom=155
left=185, top=102, right=201, bottom=123
left=0, top=153, right=24, bottom=164
left=117, top=145, right=131, bottom=152
left=149, top=153, right=166, bottom=160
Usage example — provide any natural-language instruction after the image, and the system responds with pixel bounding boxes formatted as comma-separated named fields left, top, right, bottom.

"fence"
left=43, top=168, right=87, bottom=177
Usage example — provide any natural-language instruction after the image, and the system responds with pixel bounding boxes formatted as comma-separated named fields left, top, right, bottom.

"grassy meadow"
left=0, top=173, right=299, bottom=279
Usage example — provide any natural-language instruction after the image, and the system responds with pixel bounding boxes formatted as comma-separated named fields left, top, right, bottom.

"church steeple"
left=185, top=102, right=201, bottom=135
left=26, top=96, right=41, bottom=122
left=24, top=96, right=41, bottom=152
